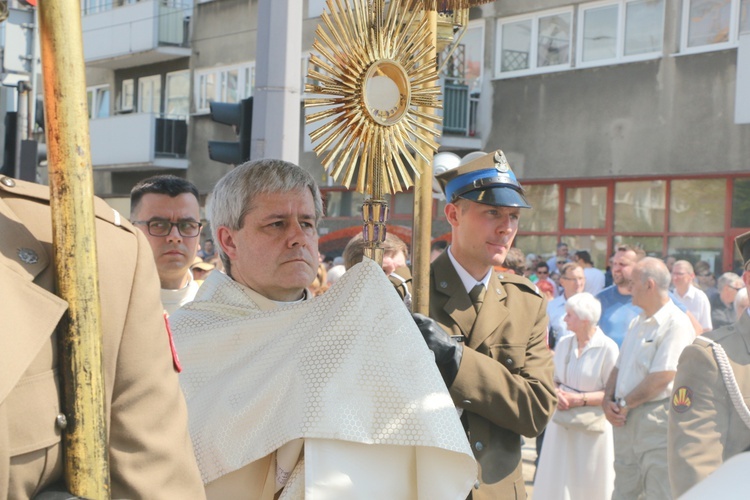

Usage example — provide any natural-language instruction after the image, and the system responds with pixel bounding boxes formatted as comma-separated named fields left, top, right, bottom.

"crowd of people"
left=4, top=149, right=750, bottom=499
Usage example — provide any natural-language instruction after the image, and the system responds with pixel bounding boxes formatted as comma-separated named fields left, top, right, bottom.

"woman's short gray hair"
left=207, top=159, right=323, bottom=271
left=565, top=292, right=602, bottom=326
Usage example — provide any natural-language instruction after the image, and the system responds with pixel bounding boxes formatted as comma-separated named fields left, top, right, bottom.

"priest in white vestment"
left=170, top=159, right=476, bottom=499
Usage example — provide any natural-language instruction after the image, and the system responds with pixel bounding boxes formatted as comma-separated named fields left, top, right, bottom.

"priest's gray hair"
left=207, top=159, right=323, bottom=272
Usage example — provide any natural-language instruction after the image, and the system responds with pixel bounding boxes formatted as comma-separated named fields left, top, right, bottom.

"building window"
left=577, top=0, right=664, bottom=67
left=243, top=65, right=255, bottom=99
left=565, top=186, right=607, bottom=229
left=681, top=0, right=749, bottom=52
left=668, top=235, right=725, bottom=273
left=195, top=63, right=255, bottom=114
left=197, top=73, right=216, bottom=112
left=82, top=0, right=109, bottom=15
left=495, top=8, right=573, bottom=78
left=87, top=85, right=110, bottom=119
left=120, top=79, right=134, bottom=112
left=669, top=179, right=725, bottom=232
left=220, top=68, right=239, bottom=103
left=614, top=180, right=665, bottom=233
left=165, top=71, right=190, bottom=117
left=524, top=184, right=559, bottom=232
left=138, top=75, right=162, bottom=114
left=732, top=178, right=750, bottom=227
left=324, top=190, right=365, bottom=218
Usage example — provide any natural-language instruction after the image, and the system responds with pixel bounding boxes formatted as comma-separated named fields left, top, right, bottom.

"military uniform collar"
left=446, top=246, right=492, bottom=293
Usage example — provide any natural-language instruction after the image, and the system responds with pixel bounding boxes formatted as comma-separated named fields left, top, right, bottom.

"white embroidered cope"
left=171, top=258, right=477, bottom=499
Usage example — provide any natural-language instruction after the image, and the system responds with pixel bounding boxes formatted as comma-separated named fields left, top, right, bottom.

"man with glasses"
left=671, top=260, right=712, bottom=332
left=131, top=175, right=203, bottom=314
left=710, top=272, right=744, bottom=329
left=548, top=262, right=586, bottom=348
left=535, top=261, right=559, bottom=297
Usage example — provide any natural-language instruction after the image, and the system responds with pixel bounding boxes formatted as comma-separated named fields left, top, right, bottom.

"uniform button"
left=56, top=413, right=68, bottom=429
left=474, top=480, right=481, bottom=489
left=506, top=357, right=514, bottom=366
left=1, top=176, right=15, bottom=187
left=474, top=441, right=484, bottom=451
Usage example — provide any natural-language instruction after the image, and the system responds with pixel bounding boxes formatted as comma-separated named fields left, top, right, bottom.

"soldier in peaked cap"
left=668, top=230, right=750, bottom=498
left=412, top=150, right=556, bottom=499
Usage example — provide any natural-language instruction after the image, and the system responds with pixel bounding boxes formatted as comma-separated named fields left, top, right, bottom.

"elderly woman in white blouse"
left=534, top=292, right=619, bottom=500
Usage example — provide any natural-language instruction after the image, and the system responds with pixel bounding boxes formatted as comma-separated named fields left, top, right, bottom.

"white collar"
left=447, top=246, right=492, bottom=294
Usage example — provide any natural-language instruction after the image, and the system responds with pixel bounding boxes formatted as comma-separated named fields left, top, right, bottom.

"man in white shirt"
left=575, top=250, right=605, bottom=295
left=603, top=257, right=694, bottom=500
left=130, top=175, right=202, bottom=315
left=672, top=260, right=712, bottom=332
left=547, top=262, right=586, bottom=348
left=547, top=241, right=571, bottom=274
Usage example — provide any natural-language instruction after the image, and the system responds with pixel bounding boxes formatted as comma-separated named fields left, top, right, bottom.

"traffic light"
left=208, top=97, right=253, bottom=165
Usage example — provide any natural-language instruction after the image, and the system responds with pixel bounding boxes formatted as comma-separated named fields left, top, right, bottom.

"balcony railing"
left=89, top=113, right=188, bottom=168
left=82, top=0, right=192, bottom=66
left=155, top=116, right=188, bottom=157
left=442, top=81, right=479, bottom=137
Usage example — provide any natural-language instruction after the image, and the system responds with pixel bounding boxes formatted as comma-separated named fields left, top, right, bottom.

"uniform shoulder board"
left=92, top=196, right=135, bottom=233
left=496, top=271, right=542, bottom=297
left=0, top=176, right=135, bottom=234
left=0, top=176, right=51, bottom=200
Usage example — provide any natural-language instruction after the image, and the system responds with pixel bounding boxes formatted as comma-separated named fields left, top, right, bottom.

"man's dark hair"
left=575, top=250, right=593, bottom=265
left=130, top=175, right=200, bottom=216
left=535, top=262, right=549, bottom=272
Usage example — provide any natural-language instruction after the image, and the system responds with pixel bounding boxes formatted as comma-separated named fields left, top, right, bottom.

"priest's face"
left=219, top=188, right=319, bottom=301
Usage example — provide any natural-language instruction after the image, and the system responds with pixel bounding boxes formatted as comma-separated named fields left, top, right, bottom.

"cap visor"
left=461, top=186, right=531, bottom=208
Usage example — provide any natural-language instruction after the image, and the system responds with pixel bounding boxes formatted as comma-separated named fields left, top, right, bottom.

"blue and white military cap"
left=435, top=150, right=531, bottom=209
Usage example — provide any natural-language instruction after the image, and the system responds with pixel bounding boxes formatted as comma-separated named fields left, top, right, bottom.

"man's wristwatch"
left=617, top=398, right=628, bottom=410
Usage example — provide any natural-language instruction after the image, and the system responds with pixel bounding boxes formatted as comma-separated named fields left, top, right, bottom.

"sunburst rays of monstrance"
left=304, top=0, right=442, bottom=265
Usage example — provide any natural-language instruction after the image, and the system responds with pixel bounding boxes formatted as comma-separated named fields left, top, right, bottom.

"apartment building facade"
left=19, top=0, right=748, bottom=271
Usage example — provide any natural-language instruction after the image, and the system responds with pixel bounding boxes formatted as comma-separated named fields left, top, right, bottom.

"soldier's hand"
left=412, top=313, right=463, bottom=386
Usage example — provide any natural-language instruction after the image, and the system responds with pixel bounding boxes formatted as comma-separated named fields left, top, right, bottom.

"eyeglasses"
left=132, top=220, right=202, bottom=237
left=537, top=270, right=549, bottom=275
left=729, top=285, right=744, bottom=291
left=561, top=276, right=584, bottom=281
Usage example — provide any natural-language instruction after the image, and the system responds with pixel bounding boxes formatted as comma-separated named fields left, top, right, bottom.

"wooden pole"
left=411, top=9, right=437, bottom=315
left=38, top=0, right=111, bottom=496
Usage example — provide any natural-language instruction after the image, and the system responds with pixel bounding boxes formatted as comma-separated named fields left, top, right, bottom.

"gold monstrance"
left=305, top=0, right=442, bottom=265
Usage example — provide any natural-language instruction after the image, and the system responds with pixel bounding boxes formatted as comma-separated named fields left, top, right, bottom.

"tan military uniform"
left=429, top=252, right=556, bottom=499
left=668, top=312, right=750, bottom=497
left=0, top=177, right=204, bottom=498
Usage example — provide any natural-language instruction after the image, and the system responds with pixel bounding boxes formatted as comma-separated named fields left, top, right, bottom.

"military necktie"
left=469, top=284, right=485, bottom=313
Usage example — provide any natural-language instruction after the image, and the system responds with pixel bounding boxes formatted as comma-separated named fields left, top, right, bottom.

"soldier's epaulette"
left=92, top=196, right=136, bottom=234
left=1, top=176, right=135, bottom=234
left=496, top=271, right=542, bottom=297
